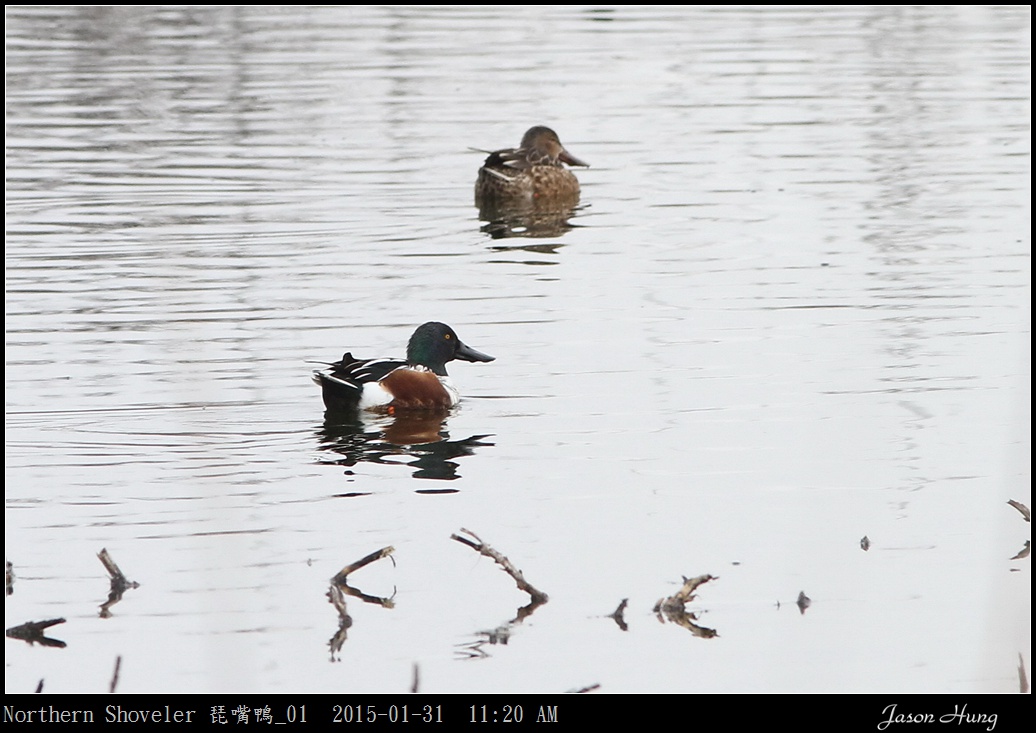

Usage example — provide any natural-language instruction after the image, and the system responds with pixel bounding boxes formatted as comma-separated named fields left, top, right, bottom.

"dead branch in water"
left=654, top=574, right=718, bottom=639
left=331, top=546, right=396, bottom=608
left=98, top=548, right=139, bottom=618
left=326, top=583, right=353, bottom=661
left=327, top=546, right=396, bottom=660
left=6, top=618, right=67, bottom=648
left=450, top=528, right=548, bottom=605
left=98, top=548, right=138, bottom=592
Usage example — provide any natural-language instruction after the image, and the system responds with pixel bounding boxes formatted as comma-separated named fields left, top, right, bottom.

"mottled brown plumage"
left=475, top=126, right=588, bottom=207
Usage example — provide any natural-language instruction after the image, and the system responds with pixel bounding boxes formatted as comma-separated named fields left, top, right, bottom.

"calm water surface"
left=5, top=6, right=1030, bottom=694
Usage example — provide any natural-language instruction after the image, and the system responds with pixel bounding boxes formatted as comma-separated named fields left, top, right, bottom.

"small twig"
left=608, top=598, right=629, bottom=631
left=450, top=528, right=548, bottom=604
left=797, top=591, right=812, bottom=614
left=109, top=656, right=122, bottom=693
left=411, top=663, right=420, bottom=694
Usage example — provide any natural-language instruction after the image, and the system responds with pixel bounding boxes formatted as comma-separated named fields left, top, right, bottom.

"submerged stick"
left=450, top=528, right=548, bottom=604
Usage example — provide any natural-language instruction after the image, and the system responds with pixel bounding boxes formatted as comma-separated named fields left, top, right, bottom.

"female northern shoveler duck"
left=313, top=322, right=495, bottom=413
left=475, top=126, right=588, bottom=207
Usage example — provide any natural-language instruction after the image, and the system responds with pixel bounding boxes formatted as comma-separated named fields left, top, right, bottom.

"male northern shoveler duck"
left=475, top=126, right=588, bottom=207
left=313, top=322, right=495, bottom=412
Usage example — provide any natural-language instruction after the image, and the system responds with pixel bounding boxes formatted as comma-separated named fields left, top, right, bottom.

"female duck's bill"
left=314, top=322, right=494, bottom=413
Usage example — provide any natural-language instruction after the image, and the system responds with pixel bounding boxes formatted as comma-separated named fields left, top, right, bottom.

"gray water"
left=5, top=5, right=1030, bottom=694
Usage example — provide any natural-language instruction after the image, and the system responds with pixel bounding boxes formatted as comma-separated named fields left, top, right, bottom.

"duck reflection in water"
left=474, top=126, right=589, bottom=240
left=316, top=410, right=494, bottom=484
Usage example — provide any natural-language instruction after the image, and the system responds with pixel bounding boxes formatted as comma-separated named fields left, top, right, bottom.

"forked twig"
left=332, top=546, right=395, bottom=584
left=327, top=546, right=395, bottom=660
left=6, top=618, right=67, bottom=648
left=98, top=548, right=139, bottom=618
left=608, top=598, right=629, bottom=631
